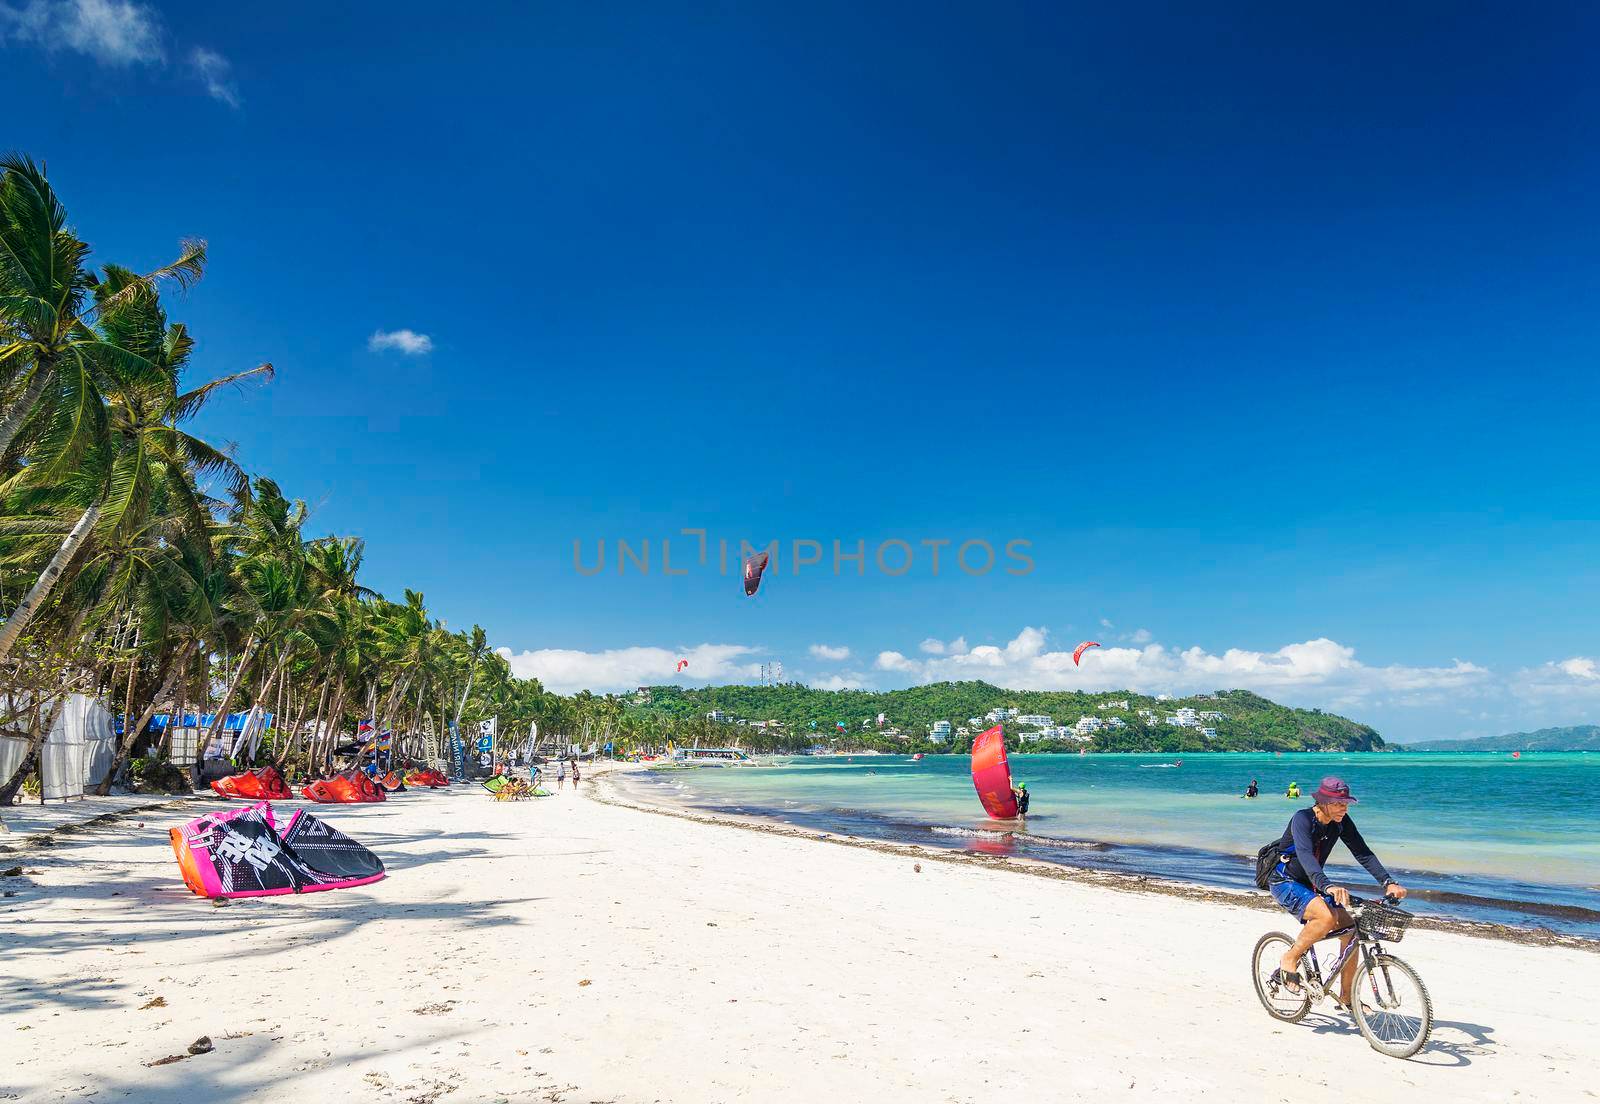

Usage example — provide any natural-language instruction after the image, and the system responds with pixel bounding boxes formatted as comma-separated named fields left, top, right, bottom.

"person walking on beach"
left=556, top=759, right=567, bottom=790
left=1266, top=777, right=1408, bottom=1013
left=571, top=758, right=581, bottom=787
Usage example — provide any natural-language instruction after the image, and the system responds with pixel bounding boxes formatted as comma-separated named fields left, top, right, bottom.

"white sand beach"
left=3, top=771, right=1597, bottom=1103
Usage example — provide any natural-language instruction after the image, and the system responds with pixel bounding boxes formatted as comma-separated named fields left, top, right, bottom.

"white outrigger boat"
left=660, top=745, right=757, bottom=767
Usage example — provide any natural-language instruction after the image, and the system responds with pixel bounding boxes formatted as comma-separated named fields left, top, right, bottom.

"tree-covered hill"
left=627, top=681, right=1384, bottom=753
left=1403, top=725, right=1600, bottom=752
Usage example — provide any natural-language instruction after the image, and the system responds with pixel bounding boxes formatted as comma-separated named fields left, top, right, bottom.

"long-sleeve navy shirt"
left=1273, top=807, right=1393, bottom=893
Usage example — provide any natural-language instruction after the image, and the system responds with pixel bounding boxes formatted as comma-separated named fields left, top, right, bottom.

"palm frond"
left=172, top=362, right=273, bottom=422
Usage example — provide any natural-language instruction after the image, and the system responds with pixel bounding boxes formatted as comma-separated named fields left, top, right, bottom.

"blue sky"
left=5, top=2, right=1599, bottom=740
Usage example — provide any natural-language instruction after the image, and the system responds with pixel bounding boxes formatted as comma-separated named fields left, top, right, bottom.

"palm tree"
left=0, top=154, right=206, bottom=462
left=0, top=206, right=236, bottom=662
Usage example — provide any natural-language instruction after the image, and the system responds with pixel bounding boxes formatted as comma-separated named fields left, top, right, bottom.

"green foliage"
left=626, top=682, right=1384, bottom=753
left=129, top=756, right=190, bottom=795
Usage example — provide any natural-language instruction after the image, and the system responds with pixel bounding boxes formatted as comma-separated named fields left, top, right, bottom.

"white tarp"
left=0, top=692, right=31, bottom=783
left=0, top=694, right=117, bottom=800
left=41, top=695, right=115, bottom=799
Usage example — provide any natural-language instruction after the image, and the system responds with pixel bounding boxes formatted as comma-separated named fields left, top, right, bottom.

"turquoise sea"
left=614, top=752, right=1600, bottom=938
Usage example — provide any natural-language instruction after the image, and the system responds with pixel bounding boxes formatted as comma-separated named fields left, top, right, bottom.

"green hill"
left=1403, top=725, right=1600, bottom=752
left=626, top=681, right=1384, bottom=753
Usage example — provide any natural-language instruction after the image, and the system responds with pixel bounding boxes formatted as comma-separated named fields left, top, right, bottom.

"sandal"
left=1270, top=968, right=1304, bottom=997
left=1335, top=997, right=1378, bottom=1019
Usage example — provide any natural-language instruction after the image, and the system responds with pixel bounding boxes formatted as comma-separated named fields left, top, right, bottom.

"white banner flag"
left=479, top=717, right=497, bottom=738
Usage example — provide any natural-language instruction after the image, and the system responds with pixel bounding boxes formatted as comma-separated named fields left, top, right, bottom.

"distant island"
left=1401, top=725, right=1600, bottom=753
left=625, top=681, right=1385, bottom=753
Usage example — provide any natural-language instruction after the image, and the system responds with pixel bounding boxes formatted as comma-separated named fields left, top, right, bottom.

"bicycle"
left=1252, top=893, right=1433, bottom=1058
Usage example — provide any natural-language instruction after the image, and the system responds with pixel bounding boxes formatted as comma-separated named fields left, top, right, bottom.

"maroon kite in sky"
left=743, top=551, right=770, bottom=597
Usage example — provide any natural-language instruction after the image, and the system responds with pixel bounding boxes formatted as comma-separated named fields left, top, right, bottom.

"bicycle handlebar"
left=1343, top=892, right=1401, bottom=910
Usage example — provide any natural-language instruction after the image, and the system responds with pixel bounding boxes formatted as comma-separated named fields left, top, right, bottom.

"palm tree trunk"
left=196, top=632, right=257, bottom=762
left=0, top=505, right=100, bottom=661
left=0, top=361, right=54, bottom=459
left=299, top=656, right=337, bottom=764
left=322, top=674, right=348, bottom=772
left=94, top=642, right=194, bottom=795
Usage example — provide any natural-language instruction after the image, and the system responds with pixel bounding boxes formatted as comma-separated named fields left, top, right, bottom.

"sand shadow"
left=1305, top=1010, right=1497, bottom=1067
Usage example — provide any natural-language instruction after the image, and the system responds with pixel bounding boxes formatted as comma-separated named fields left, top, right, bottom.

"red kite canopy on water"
left=743, top=551, right=770, bottom=597
left=1072, top=640, right=1100, bottom=666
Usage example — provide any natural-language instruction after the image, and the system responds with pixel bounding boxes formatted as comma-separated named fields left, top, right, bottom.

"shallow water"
left=613, top=752, right=1600, bottom=938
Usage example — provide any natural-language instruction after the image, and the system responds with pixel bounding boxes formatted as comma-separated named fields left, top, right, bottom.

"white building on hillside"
left=1018, top=714, right=1053, bottom=728
left=930, top=720, right=952, bottom=742
left=1098, top=700, right=1129, bottom=711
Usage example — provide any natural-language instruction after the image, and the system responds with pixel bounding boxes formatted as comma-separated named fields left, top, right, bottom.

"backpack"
left=1254, top=841, right=1283, bottom=890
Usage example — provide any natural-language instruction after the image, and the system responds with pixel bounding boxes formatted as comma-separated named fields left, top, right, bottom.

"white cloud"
left=1127, top=628, right=1153, bottom=644
left=919, top=635, right=967, bottom=656
left=808, top=643, right=850, bottom=661
left=1, top=0, right=163, bottom=64
left=368, top=328, right=433, bottom=355
left=873, top=627, right=1488, bottom=709
left=1557, top=657, right=1600, bottom=681
left=189, top=46, right=237, bottom=106
left=1100, top=617, right=1114, bottom=629
left=1509, top=656, right=1600, bottom=703
left=495, top=642, right=759, bottom=694
left=875, top=650, right=918, bottom=673
left=811, top=673, right=867, bottom=691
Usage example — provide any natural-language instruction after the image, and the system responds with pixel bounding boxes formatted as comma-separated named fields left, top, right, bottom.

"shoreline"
left=593, top=767, right=1600, bottom=953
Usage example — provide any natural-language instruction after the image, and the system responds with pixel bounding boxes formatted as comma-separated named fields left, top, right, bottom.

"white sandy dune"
left=2, top=772, right=1596, bottom=1103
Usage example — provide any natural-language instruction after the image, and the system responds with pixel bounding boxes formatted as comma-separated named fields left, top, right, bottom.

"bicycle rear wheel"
left=1352, top=953, right=1432, bottom=1058
left=1252, top=932, right=1311, bottom=1022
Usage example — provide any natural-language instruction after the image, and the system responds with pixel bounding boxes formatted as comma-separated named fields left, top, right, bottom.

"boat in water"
left=659, top=746, right=757, bottom=767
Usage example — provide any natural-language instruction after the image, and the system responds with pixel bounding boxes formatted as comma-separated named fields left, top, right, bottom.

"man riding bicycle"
left=1268, top=776, right=1408, bottom=1012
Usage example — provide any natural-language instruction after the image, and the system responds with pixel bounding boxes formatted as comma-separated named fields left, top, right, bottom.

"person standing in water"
left=1010, top=781, right=1030, bottom=815
left=1244, top=779, right=1260, bottom=799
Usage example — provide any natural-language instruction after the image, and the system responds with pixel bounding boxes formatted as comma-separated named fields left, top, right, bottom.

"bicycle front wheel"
left=1252, top=932, right=1311, bottom=1022
left=1352, top=953, right=1432, bottom=1058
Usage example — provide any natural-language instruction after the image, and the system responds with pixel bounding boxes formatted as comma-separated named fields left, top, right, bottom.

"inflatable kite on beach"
left=743, top=551, right=769, bottom=597
left=301, top=769, right=387, bottom=804
left=970, top=724, right=1018, bottom=819
left=404, top=767, right=450, bottom=788
left=1072, top=640, right=1101, bottom=666
left=209, top=765, right=293, bottom=801
left=169, top=801, right=385, bottom=899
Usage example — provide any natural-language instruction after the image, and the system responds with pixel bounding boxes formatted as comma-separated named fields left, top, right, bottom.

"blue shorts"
left=1269, top=876, right=1333, bottom=921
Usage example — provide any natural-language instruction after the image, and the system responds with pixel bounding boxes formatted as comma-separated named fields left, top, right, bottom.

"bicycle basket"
left=1358, top=902, right=1414, bottom=942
